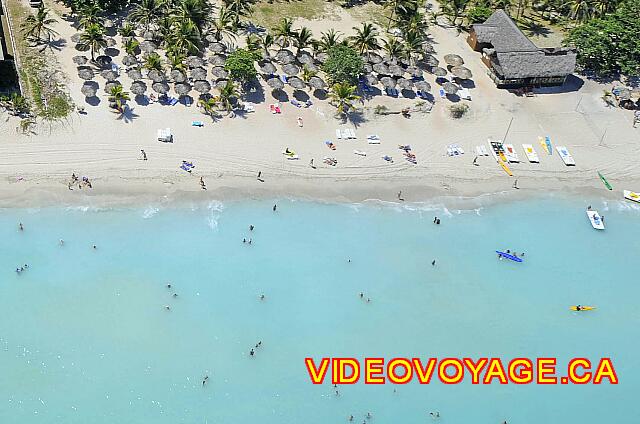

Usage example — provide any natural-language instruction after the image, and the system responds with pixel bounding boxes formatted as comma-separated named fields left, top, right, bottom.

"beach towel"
left=382, top=155, right=393, bottom=162
left=439, top=88, right=446, bottom=98
left=280, top=75, right=288, bottom=83
left=354, top=150, right=367, bottom=156
left=275, top=105, right=282, bottom=114
left=168, top=97, right=179, bottom=106
left=192, top=121, right=204, bottom=127
left=291, top=99, right=302, bottom=108
left=270, top=104, right=276, bottom=114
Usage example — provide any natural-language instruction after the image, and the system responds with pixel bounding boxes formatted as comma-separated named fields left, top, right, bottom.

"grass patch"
left=345, top=2, right=388, bottom=28
left=5, top=0, right=74, bottom=120
left=251, top=0, right=331, bottom=29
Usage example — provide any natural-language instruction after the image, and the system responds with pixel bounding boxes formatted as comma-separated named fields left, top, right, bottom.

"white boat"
left=587, top=210, right=605, bottom=230
left=522, top=144, right=539, bottom=163
left=556, top=146, right=575, bottom=166
left=503, top=144, right=520, bottom=163
left=623, top=190, right=640, bottom=203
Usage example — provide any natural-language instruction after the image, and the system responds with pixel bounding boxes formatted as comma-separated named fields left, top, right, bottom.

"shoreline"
left=1, top=174, right=635, bottom=210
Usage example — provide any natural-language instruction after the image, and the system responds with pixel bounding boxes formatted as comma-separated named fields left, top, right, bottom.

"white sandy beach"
left=1, top=3, right=639, bottom=207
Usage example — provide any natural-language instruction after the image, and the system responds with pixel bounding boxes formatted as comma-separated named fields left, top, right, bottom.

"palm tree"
left=129, top=0, right=165, bottom=31
left=109, top=85, right=131, bottom=112
left=166, top=19, right=201, bottom=55
left=123, top=37, right=140, bottom=56
left=273, top=17, right=295, bottom=50
left=172, top=0, right=212, bottom=34
left=21, top=4, right=59, bottom=44
left=209, top=6, right=237, bottom=42
left=381, top=37, right=406, bottom=60
left=78, top=23, right=107, bottom=61
left=329, top=82, right=361, bottom=118
left=215, top=80, right=239, bottom=114
left=167, top=51, right=187, bottom=71
left=440, top=0, right=470, bottom=27
left=404, top=30, right=426, bottom=64
left=119, top=22, right=136, bottom=37
left=349, top=23, right=380, bottom=54
left=144, top=52, right=164, bottom=72
left=565, top=0, right=592, bottom=22
left=259, top=33, right=274, bottom=58
left=78, top=3, right=104, bottom=30
left=301, top=64, right=317, bottom=84
left=404, top=11, right=428, bottom=37
left=317, top=29, right=343, bottom=52
left=245, top=34, right=262, bottom=56
left=198, top=96, right=219, bottom=118
left=294, top=27, right=314, bottom=54
left=224, top=0, right=253, bottom=30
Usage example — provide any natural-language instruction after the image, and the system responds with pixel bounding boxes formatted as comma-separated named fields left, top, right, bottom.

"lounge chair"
left=335, top=129, right=342, bottom=139
left=291, top=99, right=302, bottom=108
left=243, top=104, right=255, bottom=113
left=439, top=88, right=446, bottom=99
left=280, top=75, right=288, bottom=83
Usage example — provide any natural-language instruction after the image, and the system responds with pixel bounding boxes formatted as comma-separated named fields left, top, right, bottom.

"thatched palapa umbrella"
left=147, top=69, right=166, bottom=82
left=303, top=62, right=318, bottom=73
left=444, top=54, right=464, bottom=66
left=190, top=67, right=207, bottom=80
left=406, top=66, right=423, bottom=78
left=288, top=76, right=305, bottom=90
left=70, top=33, right=81, bottom=43
left=298, top=52, right=314, bottom=65
left=364, top=74, right=378, bottom=86
left=422, top=55, right=439, bottom=67
left=214, top=79, right=229, bottom=90
left=443, top=81, right=459, bottom=95
left=380, top=76, right=396, bottom=89
left=95, top=55, right=112, bottom=67
left=170, top=69, right=187, bottom=83
left=101, top=69, right=118, bottom=81
left=152, top=81, right=169, bottom=94
left=308, top=76, right=326, bottom=89
left=364, top=52, right=383, bottom=64
left=186, top=56, right=205, bottom=68
left=78, top=67, right=95, bottom=80
left=283, top=63, right=300, bottom=76
left=363, top=63, right=373, bottom=73
left=209, top=42, right=226, bottom=53
left=275, top=49, right=294, bottom=62
left=193, top=80, right=211, bottom=94
left=142, top=30, right=155, bottom=41
left=208, top=54, right=226, bottom=66
left=259, top=61, right=276, bottom=74
left=451, top=66, right=472, bottom=80
left=315, top=52, right=329, bottom=63
left=81, top=81, right=98, bottom=97
left=211, top=67, right=229, bottom=79
left=130, top=81, right=147, bottom=95
left=105, top=37, right=116, bottom=47
left=140, top=41, right=157, bottom=53
left=373, top=63, right=389, bottom=74
left=432, top=66, right=447, bottom=77
left=175, top=82, right=192, bottom=96
left=73, top=55, right=88, bottom=65
left=104, top=80, right=122, bottom=93
left=388, top=64, right=404, bottom=77
left=266, top=77, right=284, bottom=90
left=279, top=54, right=296, bottom=65
left=127, top=68, right=143, bottom=80
left=122, top=55, right=138, bottom=66
left=414, top=80, right=431, bottom=92
left=397, top=78, right=413, bottom=90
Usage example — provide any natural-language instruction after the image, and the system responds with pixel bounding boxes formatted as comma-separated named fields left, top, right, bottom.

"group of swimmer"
left=249, top=341, right=263, bottom=357
left=243, top=224, right=255, bottom=244
left=433, top=216, right=441, bottom=225
left=359, top=292, right=371, bottom=303
left=498, top=249, right=525, bottom=259
left=348, top=412, right=373, bottom=422
left=164, top=283, right=179, bottom=310
left=15, top=264, right=29, bottom=274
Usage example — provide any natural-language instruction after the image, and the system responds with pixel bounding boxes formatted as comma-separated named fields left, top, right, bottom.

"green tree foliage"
left=466, top=4, right=493, bottom=23
left=329, top=82, right=361, bottom=117
left=224, top=49, right=259, bottom=84
left=565, top=0, right=640, bottom=76
left=321, top=45, right=364, bottom=85
left=21, top=4, right=59, bottom=44
left=78, top=23, right=107, bottom=60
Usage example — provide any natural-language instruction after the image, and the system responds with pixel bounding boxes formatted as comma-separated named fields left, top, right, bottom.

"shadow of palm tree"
left=116, top=105, right=139, bottom=123
left=35, top=37, right=67, bottom=52
left=521, top=20, right=552, bottom=38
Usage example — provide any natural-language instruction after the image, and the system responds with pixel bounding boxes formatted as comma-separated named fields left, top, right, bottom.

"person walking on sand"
left=397, top=190, right=404, bottom=201
left=200, top=177, right=206, bottom=190
left=257, top=171, right=262, bottom=181
left=473, top=156, right=479, bottom=166
left=140, top=149, right=147, bottom=161
left=310, top=158, right=315, bottom=169
left=513, top=179, right=519, bottom=189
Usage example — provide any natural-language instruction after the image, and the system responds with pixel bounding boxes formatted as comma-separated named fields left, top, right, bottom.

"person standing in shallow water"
left=273, top=204, right=277, bottom=211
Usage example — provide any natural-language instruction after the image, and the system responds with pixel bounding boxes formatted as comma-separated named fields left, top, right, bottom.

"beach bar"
left=467, top=10, right=576, bottom=89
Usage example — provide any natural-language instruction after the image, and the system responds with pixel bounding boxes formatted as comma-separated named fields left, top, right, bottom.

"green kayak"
left=598, top=171, right=612, bottom=190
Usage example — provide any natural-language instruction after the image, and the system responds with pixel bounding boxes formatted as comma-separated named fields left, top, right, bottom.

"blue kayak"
left=496, top=251, right=523, bottom=262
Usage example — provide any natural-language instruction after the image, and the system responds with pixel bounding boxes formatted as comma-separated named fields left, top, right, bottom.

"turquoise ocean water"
left=1, top=196, right=639, bottom=423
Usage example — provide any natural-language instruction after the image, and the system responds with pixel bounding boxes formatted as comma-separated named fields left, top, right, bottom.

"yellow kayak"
left=570, top=306, right=596, bottom=311
left=499, top=160, right=513, bottom=176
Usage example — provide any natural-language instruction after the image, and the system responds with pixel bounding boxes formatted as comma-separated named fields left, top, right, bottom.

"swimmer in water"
left=173, top=293, right=178, bottom=298
left=202, top=375, right=209, bottom=386
left=249, top=225, right=254, bottom=231
left=59, top=239, right=64, bottom=245
left=92, top=245, right=97, bottom=249
left=432, top=260, right=436, bottom=266
left=165, top=305, right=170, bottom=310
left=167, top=283, right=172, bottom=289
left=258, top=341, right=262, bottom=347
left=248, top=239, right=252, bottom=245
left=260, top=294, right=265, bottom=300
left=273, top=204, right=277, bottom=211
left=19, top=223, right=23, bottom=231
left=366, top=412, right=372, bottom=419
left=250, top=348, right=255, bottom=356
left=359, top=292, right=364, bottom=298
left=243, top=238, right=246, bottom=243
left=349, top=415, right=354, bottom=422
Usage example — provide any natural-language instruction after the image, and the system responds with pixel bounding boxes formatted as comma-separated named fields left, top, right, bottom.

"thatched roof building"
left=467, top=10, right=576, bottom=88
